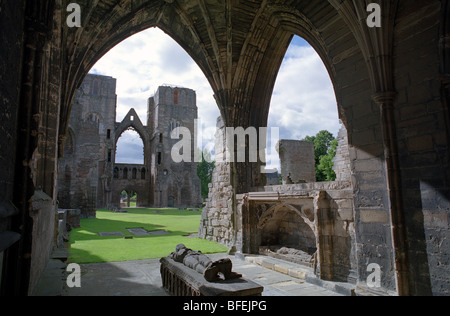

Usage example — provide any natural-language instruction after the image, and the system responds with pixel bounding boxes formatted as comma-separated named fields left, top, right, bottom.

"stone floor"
left=32, top=250, right=348, bottom=296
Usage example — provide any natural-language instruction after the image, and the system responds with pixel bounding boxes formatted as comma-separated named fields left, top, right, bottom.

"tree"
left=317, top=138, right=338, bottom=181
left=196, top=148, right=215, bottom=199
left=302, top=130, right=337, bottom=182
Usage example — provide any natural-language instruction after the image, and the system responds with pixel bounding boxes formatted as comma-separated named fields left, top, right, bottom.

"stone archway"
left=3, top=0, right=449, bottom=296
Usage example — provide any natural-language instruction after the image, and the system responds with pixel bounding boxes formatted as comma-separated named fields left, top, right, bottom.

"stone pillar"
left=199, top=117, right=234, bottom=248
left=332, top=125, right=352, bottom=183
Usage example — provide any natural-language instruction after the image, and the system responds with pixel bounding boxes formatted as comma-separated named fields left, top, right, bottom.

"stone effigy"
left=160, top=244, right=263, bottom=296
left=168, top=244, right=241, bottom=282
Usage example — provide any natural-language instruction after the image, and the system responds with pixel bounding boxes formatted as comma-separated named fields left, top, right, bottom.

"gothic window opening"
left=115, top=129, right=144, bottom=164
left=267, top=35, right=341, bottom=180
left=92, top=79, right=100, bottom=95
left=174, top=89, right=179, bottom=104
left=157, top=152, right=162, bottom=165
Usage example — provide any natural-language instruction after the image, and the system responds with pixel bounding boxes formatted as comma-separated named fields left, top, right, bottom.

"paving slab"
left=34, top=252, right=344, bottom=296
left=98, top=232, right=125, bottom=237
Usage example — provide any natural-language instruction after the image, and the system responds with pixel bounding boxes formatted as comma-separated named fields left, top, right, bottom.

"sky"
left=90, top=27, right=341, bottom=170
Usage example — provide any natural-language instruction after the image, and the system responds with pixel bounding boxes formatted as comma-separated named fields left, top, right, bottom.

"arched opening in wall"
left=259, top=205, right=317, bottom=267
left=88, top=27, right=218, bottom=210
left=115, top=129, right=144, bottom=165
left=58, top=27, right=222, bottom=265
left=120, top=189, right=138, bottom=208
left=258, top=35, right=355, bottom=282
left=168, top=196, right=175, bottom=208
left=266, top=36, right=346, bottom=184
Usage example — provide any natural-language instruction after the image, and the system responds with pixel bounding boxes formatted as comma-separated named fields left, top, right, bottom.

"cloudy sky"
left=90, top=27, right=341, bottom=170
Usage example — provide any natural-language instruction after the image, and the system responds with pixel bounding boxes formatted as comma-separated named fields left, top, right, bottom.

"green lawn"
left=68, top=208, right=228, bottom=264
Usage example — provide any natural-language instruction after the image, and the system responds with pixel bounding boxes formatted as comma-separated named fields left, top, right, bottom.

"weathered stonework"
left=148, top=86, right=202, bottom=208
left=236, top=181, right=357, bottom=284
left=57, top=76, right=202, bottom=215
left=1, top=0, right=449, bottom=296
left=333, top=125, right=352, bottom=182
left=199, top=117, right=234, bottom=247
left=277, top=140, right=316, bottom=184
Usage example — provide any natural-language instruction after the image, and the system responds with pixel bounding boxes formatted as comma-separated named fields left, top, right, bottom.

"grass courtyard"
left=68, top=208, right=228, bottom=264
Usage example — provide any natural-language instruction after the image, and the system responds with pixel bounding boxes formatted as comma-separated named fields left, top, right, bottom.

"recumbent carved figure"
left=169, top=244, right=242, bottom=282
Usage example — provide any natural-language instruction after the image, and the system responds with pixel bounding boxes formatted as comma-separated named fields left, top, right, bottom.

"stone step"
left=243, top=254, right=314, bottom=281
left=242, top=254, right=355, bottom=296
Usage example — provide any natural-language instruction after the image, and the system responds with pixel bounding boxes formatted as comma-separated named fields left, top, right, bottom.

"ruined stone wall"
left=111, top=163, right=150, bottom=207
left=236, top=181, right=356, bottom=283
left=391, top=1, right=450, bottom=296
left=277, top=140, right=316, bottom=184
left=57, top=74, right=117, bottom=218
left=333, top=125, right=352, bottom=183
left=148, top=86, right=202, bottom=208
left=199, top=117, right=235, bottom=247
left=0, top=0, right=26, bottom=294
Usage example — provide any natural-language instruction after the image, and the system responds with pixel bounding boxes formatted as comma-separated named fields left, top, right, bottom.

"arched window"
left=141, top=168, right=146, bottom=180
left=123, top=167, right=128, bottom=179
left=132, top=168, right=137, bottom=179
left=174, top=88, right=179, bottom=105
left=115, top=129, right=144, bottom=164
left=157, top=152, right=162, bottom=165
left=92, top=79, right=100, bottom=95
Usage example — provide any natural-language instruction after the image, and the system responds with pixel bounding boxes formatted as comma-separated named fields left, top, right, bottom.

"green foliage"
left=302, top=130, right=337, bottom=182
left=317, top=138, right=338, bottom=181
left=196, top=148, right=215, bottom=199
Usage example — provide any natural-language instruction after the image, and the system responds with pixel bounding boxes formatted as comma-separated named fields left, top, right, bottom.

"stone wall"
left=333, top=125, right=352, bottom=183
left=148, top=86, right=202, bottom=208
left=277, top=140, right=316, bottom=184
left=0, top=0, right=25, bottom=294
left=199, top=117, right=235, bottom=247
left=111, top=163, right=150, bottom=207
left=236, top=181, right=356, bottom=283
left=57, top=74, right=117, bottom=218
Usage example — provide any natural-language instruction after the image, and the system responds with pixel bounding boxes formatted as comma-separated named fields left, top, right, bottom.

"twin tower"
left=57, top=74, right=202, bottom=217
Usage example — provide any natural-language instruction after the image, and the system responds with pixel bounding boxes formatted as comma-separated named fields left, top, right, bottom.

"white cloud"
left=115, top=129, right=144, bottom=164
left=90, top=30, right=341, bottom=171
left=265, top=41, right=341, bottom=171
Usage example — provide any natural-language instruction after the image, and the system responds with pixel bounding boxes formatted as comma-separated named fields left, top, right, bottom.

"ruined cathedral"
left=1, top=0, right=449, bottom=296
left=57, top=74, right=202, bottom=217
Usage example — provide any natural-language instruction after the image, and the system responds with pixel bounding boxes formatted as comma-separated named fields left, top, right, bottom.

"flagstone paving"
left=34, top=252, right=344, bottom=296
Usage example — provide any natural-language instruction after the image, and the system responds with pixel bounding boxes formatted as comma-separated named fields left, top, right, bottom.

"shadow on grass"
left=68, top=208, right=228, bottom=264
left=71, top=208, right=203, bottom=241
